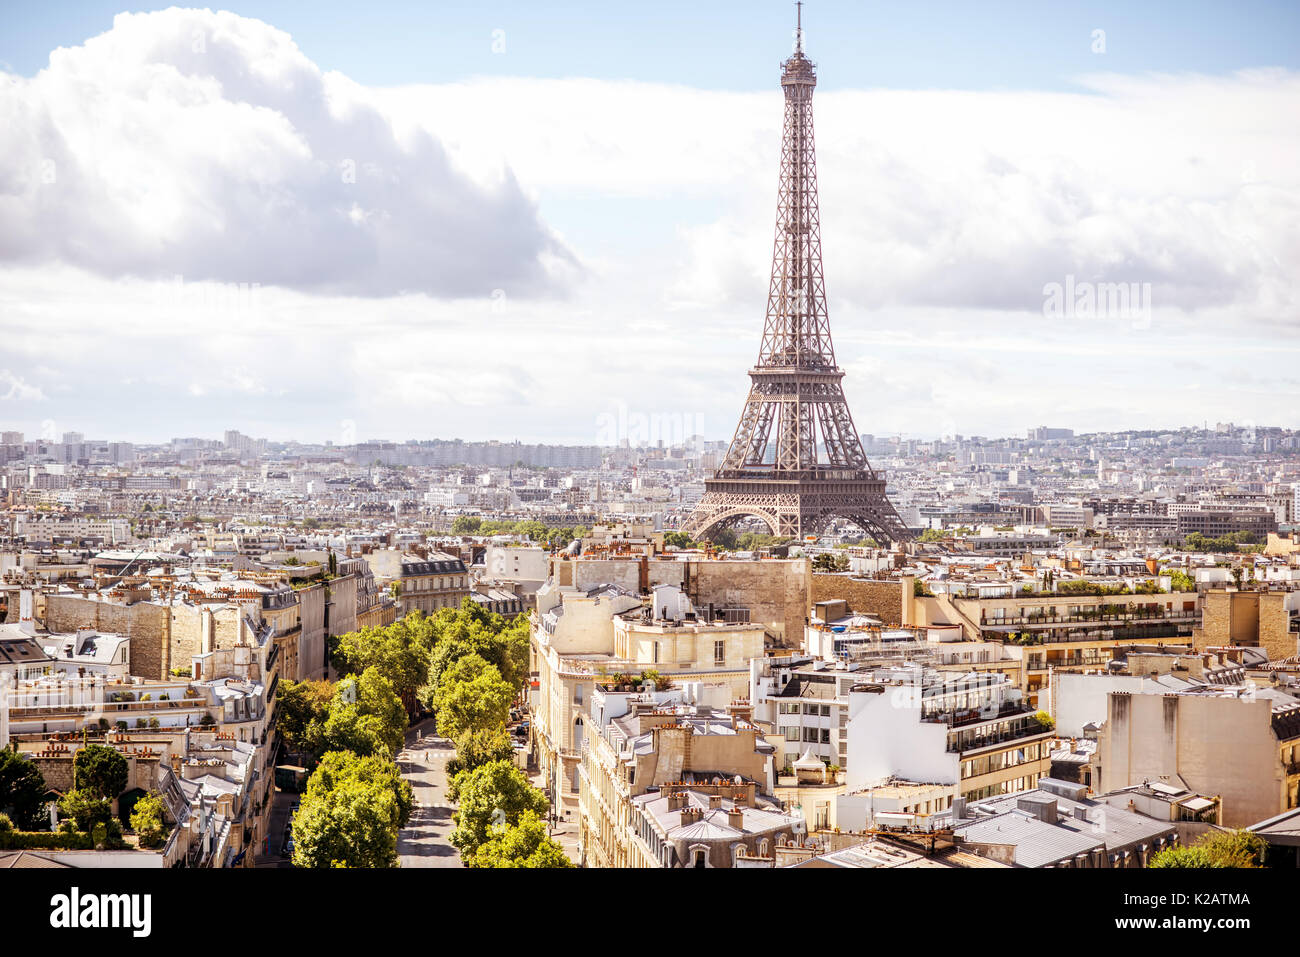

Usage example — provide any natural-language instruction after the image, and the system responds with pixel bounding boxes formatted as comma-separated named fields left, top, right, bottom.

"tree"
left=1150, top=829, right=1268, bottom=868
left=277, top=679, right=334, bottom=760
left=333, top=620, right=432, bottom=713
left=812, top=553, right=848, bottom=572
left=449, top=759, right=549, bottom=858
left=451, top=516, right=482, bottom=535
left=129, top=793, right=169, bottom=849
left=0, top=747, right=48, bottom=830
left=466, top=810, right=574, bottom=868
left=432, top=655, right=514, bottom=742
left=323, top=668, right=408, bottom=759
left=305, top=751, right=412, bottom=830
left=291, top=776, right=401, bottom=869
left=59, top=788, right=113, bottom=832
left=663, top=531, right=698, bottom=550
left=448, top=727, right=517, bottom=778
left=422, top=602, right=529, bottom=699
left=74, top=744, right=128, bottom=802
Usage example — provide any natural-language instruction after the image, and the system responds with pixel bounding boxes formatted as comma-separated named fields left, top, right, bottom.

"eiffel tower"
left=685, top=6, right=910, bottom=544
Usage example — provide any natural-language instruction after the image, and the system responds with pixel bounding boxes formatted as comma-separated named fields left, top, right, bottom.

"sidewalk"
left=528, top=767, right=582, bottom=866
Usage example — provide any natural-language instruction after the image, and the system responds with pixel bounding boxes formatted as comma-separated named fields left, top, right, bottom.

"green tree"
left=0, top=747, right=48, bottom=830
left=323, top=668, right=408, bottom=759
left=466, top=809, right=574, bottom=868
left=59, top=788, right=113, bottom=832
left=1150, top=829, right=1268, bottom=868
left=276, top=679, right=334, bottom=760
left=129, top=793, right=169, bottom=849
left=448, top=727, right=517, bottom=778
left=291, top=776, right=401, bottom=869
left=73, top=744, right=128, bottom=801
left=432, top=655, right=514, bottom=742
left=304, top=751, right=412, bottom=830
left=451, top=516, right=482, bottom=535
left=812, top=553, right=849, bottom=572
left=421, top=601, right=529, bottom=697
left=449, top=759, right=549, bottom=859
left=663, top=531, right=699, bottom=549
left=333, top=619, right=432, bottom=713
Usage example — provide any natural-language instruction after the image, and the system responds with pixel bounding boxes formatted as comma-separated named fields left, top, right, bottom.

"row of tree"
left=408, top=602, right=572, bottom=867
left=449, top=517, right=588, bottom=549
left=282, top=600, right=569, bottom=866
left=276, top=669, right=413, bottom=867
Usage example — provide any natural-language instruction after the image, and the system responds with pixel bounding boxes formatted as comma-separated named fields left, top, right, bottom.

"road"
left=397, top=719, right=463, bottom=868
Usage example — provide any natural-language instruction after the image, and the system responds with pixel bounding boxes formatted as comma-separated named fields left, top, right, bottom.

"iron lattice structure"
left=685, top=15, right=910, bottom=544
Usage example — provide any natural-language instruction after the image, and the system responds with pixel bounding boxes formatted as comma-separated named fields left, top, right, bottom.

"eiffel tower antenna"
left=685, top=7, right=911, bottom=545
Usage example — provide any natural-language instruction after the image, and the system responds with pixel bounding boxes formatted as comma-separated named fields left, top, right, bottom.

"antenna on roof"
left=795, top=1, right=804, bottom=53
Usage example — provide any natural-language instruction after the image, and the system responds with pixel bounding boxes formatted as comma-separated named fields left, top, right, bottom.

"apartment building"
left=367, top=549, right=469, bottom=617
left=917, top=587, right=1202, bottom=707
left=1090, top=687, right=1300, bottom=827
left=844, top=666, right=1054, bottom=804
left=578, top=688, right=802, bottom=868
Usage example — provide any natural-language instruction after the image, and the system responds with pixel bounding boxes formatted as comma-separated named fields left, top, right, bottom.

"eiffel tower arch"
left=685, top=8, right=910, bottom=545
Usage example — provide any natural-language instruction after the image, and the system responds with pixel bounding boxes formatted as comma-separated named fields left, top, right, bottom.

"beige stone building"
left=1091, top=689, right=1300, bottom=827
left=367, top=550, right=470, bottom=617
left=578, top=690, right=802, bottom=868
left=549, top=552, right=809, bottom=648
left=910, top=587, right=1203, bottom=708
left=530, top=580, right=770, bottom=821
left=1192, top=587, right=1300, bottom=660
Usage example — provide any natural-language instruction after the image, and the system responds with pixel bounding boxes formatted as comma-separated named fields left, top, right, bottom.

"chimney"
left=727, top=808, right=744, bottom=831
left=953, top=797, right=968, bottom=820
left=708, top=794, right=723, bottom=810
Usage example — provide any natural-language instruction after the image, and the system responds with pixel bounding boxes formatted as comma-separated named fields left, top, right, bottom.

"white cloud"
left=0, top=9, right=575, bottom=298
left=0, top=11, right=1296, bottom=441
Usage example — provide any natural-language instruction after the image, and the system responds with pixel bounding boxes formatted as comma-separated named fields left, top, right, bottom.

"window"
left=653, top=641, right=660, bottom=664
left=714, top=640, right=725, bottom=665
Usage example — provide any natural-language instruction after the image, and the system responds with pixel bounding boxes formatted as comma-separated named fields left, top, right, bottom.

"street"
left=396, top=719, right=463, bottom=868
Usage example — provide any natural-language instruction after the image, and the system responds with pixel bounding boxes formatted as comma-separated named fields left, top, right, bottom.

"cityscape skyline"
left=1, top=1, right=1297, bottom=902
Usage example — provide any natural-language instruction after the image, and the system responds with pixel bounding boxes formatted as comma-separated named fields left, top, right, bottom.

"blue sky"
left=0, top=3, right=1297, bottom=444
left=5, top=0, right=1298, bottom=90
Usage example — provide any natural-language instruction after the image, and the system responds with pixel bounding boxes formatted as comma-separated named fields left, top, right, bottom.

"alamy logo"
left=1042, top=274, right=1152, bottom=328
left=49, top=887, right=152, bottom=938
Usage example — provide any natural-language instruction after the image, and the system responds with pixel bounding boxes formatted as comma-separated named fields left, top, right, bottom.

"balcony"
left=987, top=607, right=1197, bottom=628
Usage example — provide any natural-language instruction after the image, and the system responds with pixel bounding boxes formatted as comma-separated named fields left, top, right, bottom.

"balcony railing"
left=986, top=608, right=1197, bottom=628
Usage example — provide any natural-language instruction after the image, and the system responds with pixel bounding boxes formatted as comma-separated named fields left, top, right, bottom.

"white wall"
left=844, top=686, right=957, bottom=793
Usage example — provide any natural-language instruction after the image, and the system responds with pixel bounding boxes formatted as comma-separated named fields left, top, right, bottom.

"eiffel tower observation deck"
left=685, top=6, right=911, bottom=544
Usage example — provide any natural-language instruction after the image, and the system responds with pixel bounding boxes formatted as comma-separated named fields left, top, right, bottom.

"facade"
left=578, top=689, right=802, bottom=868
left=917, top=589, right=1202, bottom=707
left=1090, top=688, right=1300, bottom=827
left=1191, top=587, right=1300, bottom=659
left=376, top=551, right=470, bottom=617
left=844, top=665, right=1053, bottom=804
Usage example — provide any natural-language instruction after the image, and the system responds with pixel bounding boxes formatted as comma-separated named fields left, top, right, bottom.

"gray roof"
left=951, top=789, right=1176, bottom=868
